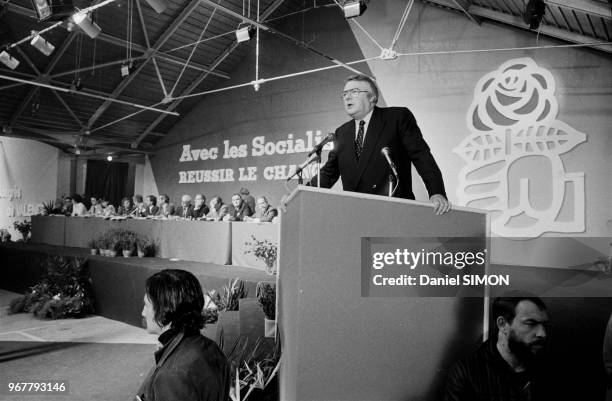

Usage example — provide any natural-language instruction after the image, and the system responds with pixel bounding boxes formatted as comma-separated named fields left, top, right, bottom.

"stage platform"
left=1, top=242, right=274, bottom=327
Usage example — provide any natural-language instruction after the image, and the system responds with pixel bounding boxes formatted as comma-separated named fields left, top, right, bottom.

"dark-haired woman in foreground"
left=136, top=269, right=230, bottom=401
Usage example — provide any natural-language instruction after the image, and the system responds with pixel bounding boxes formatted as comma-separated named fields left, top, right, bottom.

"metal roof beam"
left=135, top=0, right=168, bottom=98
left=134, top=0, right=287, bottom=146
left=547, top=0, right=611, bottom=19
left=201, top=0, right=365, bottom=76
left=86, top=0, right=207, bottom=128
left=470, top=5, right=612, bottom=52
left=423, top=0, right=612, bottom=53
left=52, top=90, right=86, bottom=129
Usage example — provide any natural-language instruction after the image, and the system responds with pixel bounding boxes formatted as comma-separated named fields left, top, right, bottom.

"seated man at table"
left=100, top=198, right=116, bottom=217
left=50, top=198, right=64, bottom=214
left=144, top=195, right=159, bottom=216
left=239, top=187, right=256, bottom=213
left=117, top=197, right=135, bottom=216
left=88, top=197, right=103, bottom=215
left=445, top=293, right=554, bottom=401
left=61, top=196, right=73, bottom=215
left=71, top=194, right=87, bottom=216
left=132, top=194, right=147, bottom=217
left=205, top=196, right=224, bottom=221
left=190, top=194, right=209, bottom=219
left=245, top=196, right=278, bottom=223
left=174, top=194, right=194, bottom=219
left=224, top=193, right=253, bottom=222
left=157, top=194, right=175, bottom=217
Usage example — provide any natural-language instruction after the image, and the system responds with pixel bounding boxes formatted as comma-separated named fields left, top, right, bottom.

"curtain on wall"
left=85, top=160, right=128, bottom=207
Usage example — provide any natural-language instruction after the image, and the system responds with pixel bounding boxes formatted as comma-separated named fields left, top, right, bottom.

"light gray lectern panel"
left=279, top=187, right=489, bottom=401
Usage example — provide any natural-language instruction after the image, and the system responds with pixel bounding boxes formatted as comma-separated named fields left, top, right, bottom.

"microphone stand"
left=388, top=174, right=394, bottom=197
left=290, top=147, right=322, bottom=185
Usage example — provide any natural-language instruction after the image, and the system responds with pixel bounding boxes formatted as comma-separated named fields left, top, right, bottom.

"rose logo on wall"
left=453, top=57, right=586, bottom=238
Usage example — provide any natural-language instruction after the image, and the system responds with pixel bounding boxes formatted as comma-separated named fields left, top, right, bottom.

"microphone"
left=287, top=153, right=320, bottom=180
left=381, top=147, right=398, bottom=178
left=308, top=133, right=335, bottom=156
left=287, top=133, right=336, bottom=181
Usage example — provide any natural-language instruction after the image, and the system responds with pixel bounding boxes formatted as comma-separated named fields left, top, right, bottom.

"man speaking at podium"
left=309, top=74, right=451, bottom=215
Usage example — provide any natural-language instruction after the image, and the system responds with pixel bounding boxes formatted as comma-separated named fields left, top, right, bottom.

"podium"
left=278, top=187, right=489, bottom=401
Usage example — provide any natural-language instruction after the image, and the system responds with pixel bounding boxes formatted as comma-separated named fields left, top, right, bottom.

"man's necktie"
left=355, top=120, right=365, bottom=160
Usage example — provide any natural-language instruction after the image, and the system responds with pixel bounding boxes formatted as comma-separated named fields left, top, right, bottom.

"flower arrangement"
left=13, top=219, right=31, bottom=242
left=9, top=255, right=95, bottom=319
left=0, top=228, right=11, bottom=243
left=244, top=235, right=278, bottom=274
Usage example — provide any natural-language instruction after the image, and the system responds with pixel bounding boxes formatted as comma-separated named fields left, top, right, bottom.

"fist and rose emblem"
left=453, top=58, right=586, bottom=238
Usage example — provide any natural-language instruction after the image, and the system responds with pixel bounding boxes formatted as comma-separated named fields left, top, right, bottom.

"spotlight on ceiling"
left=30, top=0, right=75, bottom=22
left=0, top=50, right=19, bottom=70
left=343, top=0, right=367, bottom=19
left=144, top=0, right=167, bottom=14
left=30, top=34, right=55, bottom=56
left=235, top=25, right=255, bottom=43
left=523, top=0, right=546, bottom=30
left=106, top=155, right=113, bottom=162
left=72, top=11, right=101, bottom=39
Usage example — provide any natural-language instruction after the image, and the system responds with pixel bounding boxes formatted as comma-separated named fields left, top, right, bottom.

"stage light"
left=72, top=11, right=101, bottom=39
left=144, top=0, right=167, bottom=14
left=30, top=34, right=55, bottom=56
left=523, top=0, right=546, bottom=29
left=343, top=0, right=367, bottom=18
left=235, top=25, right=255, bottom=43
left=106, top=155, right=113, bottom=161
left=0, top=50, right=20, bottom=70
left=30, top=0, right=74, bottom=22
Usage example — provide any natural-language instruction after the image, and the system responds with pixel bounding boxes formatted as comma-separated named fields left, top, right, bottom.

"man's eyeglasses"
left=341, top=89, right=370, bottom=99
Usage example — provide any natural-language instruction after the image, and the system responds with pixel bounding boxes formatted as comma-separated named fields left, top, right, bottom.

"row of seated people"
left=54, top=189, right=278, bottom=223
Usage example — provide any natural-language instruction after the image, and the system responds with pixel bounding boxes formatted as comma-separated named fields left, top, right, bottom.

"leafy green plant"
left=87, top=238, right=98, bottom=249
left=218, top=278, right=246, bottom=312
left=136, top=235, right=158, bottom=256
left=256, top=282, right=276, bottom=320
left=202, top=279, right=247, bottom=324
left=9, top=255, right=95, bottom=319
left=224, top=335, right=281, bottom=401
left=41, top=200, right=55, bottom=215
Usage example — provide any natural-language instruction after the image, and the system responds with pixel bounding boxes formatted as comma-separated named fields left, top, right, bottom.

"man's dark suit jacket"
left=175, top=204, right=194, bottom=218
left=191, top=205, right=210, bottom=219
left=313, top=106, right=446, bottom=200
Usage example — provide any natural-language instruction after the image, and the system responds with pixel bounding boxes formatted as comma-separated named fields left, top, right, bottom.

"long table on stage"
left=31, top=215, right=278, bottom=268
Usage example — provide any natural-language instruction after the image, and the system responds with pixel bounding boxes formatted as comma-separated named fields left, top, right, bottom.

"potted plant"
left=108, top=231, right=120, bottom=257
left=0, top=228, right=11, bottom=244
left=135, top=236, right=146, bottom=257
left=120, top=231, right=136, bottom=257
left=40, top=200, right=55, bottom=215
left=100, top=233, right=111, bottom=256
left=137, top=236, right=158, bottom=257
left=13, top=220, right=32, bottom=242
left=87, top=239, right=98, bottom=255
left=97, top=237, right=106, bottom=256
left=256, top=282, right=276, bottom=338
left=9, top=255, right=95, bottom=319
left=244, top=235, right=278, bottom=275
